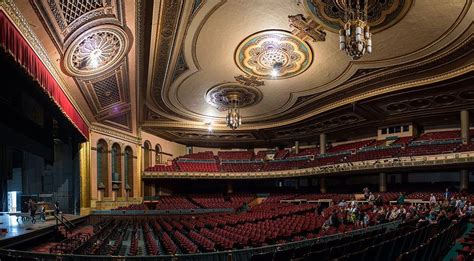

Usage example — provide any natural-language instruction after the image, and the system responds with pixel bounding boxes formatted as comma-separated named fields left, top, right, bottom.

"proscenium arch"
left=96, top=139, right=109, bottom=197
left=111, top=143, right=122, bottom=197
left=124, top=146, right=134, bottom=197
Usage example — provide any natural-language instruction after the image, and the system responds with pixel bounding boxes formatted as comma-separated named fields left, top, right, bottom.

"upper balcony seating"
left=220, top=162, right=263, bottom=172
left=180, top=151, right=215, bottom=160
left=391, top=136, right=413, bottom=146
left=218, top=151, right=254, bottom=161
left=347, top=147, right=400, bottom=162
left=176, top=161, right=220, bottom=172
left=146, top=162, right=177, bottom=172
left=417, top=130, right=460, bottom=141
left=456, top=143, right=474, bottom=152
left=274, top=149, right=289, bottom=160
left=327, top=139, right=375, bottom=153
left=143, top=132, right=474, bottom=174
left=156, top=195, right=198, bottom=210
left=287, top=148, right=319, bottom=159
left=262, top=159, right=309, bottom=171
left=398, top=143, right=460, bottom=157
left=255, top=150, right=275, bottom=160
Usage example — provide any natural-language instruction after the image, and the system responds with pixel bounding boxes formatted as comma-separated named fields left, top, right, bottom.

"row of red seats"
left=188, top=230, right=215, bottom=252
left=218, top=151, right=254, bottom=160
left=155, top=196, right=198, bottom=210
left=173, top=230, right=199, bottom=253
left=160, top=232, right=178, bottom=254
left=143, top=223, right=160, bottom=255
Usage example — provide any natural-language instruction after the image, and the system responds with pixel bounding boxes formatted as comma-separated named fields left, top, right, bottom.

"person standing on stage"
left=28, top=199, right=37, bottom=224
left=54, top=201, right=61, bottom=216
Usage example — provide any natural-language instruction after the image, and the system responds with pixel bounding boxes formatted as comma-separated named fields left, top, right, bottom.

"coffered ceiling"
left=15, top=0, right=474, bottom=147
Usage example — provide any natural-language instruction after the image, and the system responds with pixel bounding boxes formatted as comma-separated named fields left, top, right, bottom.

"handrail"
left=54, top=214, right=73, bottom=231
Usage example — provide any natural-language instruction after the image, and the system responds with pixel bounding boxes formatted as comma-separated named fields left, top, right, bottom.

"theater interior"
left=0, top=0, right=473, bottom=260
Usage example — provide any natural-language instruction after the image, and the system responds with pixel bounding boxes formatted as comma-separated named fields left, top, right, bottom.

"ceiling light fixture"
left=339, top=0, right=372, bottom=60
left=89, top=49, right=102, bottom=68
left=271, top=62, right=283, bottom=77
left=225, top=94, right=242, bottom=130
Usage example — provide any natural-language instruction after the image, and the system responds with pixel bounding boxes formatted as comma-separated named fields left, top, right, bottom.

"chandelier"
left=225, top=96, right=242, bottom=130
left=339, top=0, right=372, bottom=60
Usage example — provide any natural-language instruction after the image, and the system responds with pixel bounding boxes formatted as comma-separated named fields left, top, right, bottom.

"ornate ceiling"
left=14, top=0, right=474, bottom=147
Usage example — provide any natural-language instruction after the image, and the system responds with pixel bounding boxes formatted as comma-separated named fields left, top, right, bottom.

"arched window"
left=97, top=139, right=109, bottom=197
left=111, top=143, right=122, bottom=197
left=124, top=146, right=134, bottom=197
left=143, top=141, right=151, bottom=169
left=155, top=144, right=162, bottom=164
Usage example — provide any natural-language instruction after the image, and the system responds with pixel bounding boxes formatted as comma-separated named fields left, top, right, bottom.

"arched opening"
left=155, top=144, right=162, bottom=164
left=124, top=146, right=134, bottom=197
left=111, top=143, right=122, bottom=197
left=144, top=141, right=151, bottom=169
left=96, top=139, right=109, bottom=197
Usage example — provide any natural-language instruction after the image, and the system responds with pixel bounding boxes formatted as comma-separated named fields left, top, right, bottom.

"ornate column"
left=79, top=141, right=91, bottom=215
left=460, top=169, right=469, bottom=191
left=295, top=141, right=299, bottom=154
left=461, top=110, right=470, bottom=145
left=320, top=133, right=327, bottom=154
left=379, top=172, right=387, bottom=192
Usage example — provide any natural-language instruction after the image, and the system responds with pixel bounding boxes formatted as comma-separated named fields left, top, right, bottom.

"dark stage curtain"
left=0, top=11, right=89, bottom=139
left=0, top=145, right=12, bottom=212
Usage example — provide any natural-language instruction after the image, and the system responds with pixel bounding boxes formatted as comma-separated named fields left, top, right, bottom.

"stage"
left=0, top=212, right=87, bottom=249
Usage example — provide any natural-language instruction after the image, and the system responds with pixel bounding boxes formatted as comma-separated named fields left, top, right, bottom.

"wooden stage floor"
left=0, top=212, right=86, bottom=248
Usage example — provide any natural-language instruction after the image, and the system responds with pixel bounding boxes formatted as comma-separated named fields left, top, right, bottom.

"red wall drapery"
left=0, top=10, right=89, bottom=139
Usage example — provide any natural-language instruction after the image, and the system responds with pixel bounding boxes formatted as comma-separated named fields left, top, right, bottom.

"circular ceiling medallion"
left=235, top=30, right=313, bottom=79
left=63, top=25, right=129, bottom=77
left=304, top=0, right=413, bottom=33
left=205, top=83, right=262, bottom=109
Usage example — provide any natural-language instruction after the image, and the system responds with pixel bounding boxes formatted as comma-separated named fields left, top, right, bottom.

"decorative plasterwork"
left=63, top=25, right=129, bottom=77
left=31, top=0, right=123, bottom=51
left=383, top=86, right=474, bottom=114
left=90, top=124, right=141, bottom=144
left=288, top=14, right=326, bottom=42
left=103, top=112, right=132, bottom=132
left=205, top=83, right=262, bottom=111
left=78, top=64, right=131, bottom=123
left=234, top=74, right=265, bottom=87
left=235, top=30, right=313, bottom=79
left=304, top=0, right=413, bottom=33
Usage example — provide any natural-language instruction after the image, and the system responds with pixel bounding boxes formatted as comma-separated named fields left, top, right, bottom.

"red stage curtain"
left=0, top=10, right=89, bottom=139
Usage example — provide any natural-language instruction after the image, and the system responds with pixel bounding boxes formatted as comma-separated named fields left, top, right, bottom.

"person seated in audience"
left=329, top=210, right=340, bottom=228
left=429, top=193, right=437, bottom=205
left=444, top=188, right=451, bottom=200
left=368, top=192, right=375, bottom=203
left=396, top=192, right=405, bottom=205
left=374, top=193, right=383, bottom=206
left=363, top=213, right=370, bottom=227
left=363, top=187, right=370, bottom=199
left=338, top=199, right=348, bottom=208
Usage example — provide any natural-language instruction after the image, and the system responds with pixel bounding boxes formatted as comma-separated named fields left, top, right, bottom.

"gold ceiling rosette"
left=235, top=30, right=313, bottom=79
